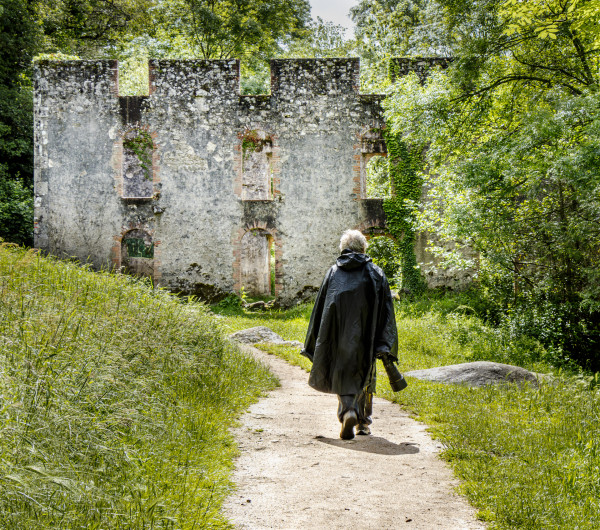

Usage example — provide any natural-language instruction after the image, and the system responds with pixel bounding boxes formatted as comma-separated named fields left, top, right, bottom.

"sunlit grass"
left=215, top=296, right=600, bottom=529
left=0, top=244, right=277, bottom=529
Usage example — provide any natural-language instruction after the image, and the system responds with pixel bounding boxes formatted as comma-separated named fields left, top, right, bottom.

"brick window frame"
left=233, top=130, right=281, bottom=201
left=112, top=127, right=159, bottom=201
left=111, top=225, right=161, bottom=283
left=352, top=125, right=387, bottom=199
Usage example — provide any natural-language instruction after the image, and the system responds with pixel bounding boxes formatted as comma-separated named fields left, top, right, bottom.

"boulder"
left=405, top=361, right=539, bottom=387
left=229, top=326, right=303, bottom=348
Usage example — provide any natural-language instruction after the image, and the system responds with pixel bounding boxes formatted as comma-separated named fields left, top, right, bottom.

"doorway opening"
left=240, top=229, right=275, bottom=299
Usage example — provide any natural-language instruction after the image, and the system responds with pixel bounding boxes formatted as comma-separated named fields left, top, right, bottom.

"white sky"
left=308, top=0, right=358, bottom=35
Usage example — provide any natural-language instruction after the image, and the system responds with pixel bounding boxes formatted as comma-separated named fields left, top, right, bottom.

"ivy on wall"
left=382, top=129, right=426, bottom=293
left=377, top=58, right=428, bottom=293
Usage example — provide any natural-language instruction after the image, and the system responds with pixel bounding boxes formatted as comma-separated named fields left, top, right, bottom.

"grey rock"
left=230, top=326, right=303, bottom=349
left=406, top=361, right=539, bottom=387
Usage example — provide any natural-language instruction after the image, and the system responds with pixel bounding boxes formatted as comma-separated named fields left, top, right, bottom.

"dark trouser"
left=337, top=390, right=373, bottom=426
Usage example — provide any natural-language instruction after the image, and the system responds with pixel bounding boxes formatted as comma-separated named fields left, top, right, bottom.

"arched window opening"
left=241, top=229, right=275, bottom=298
left=365, top=155, right=391, bottom=199
left=121, top=229, right=154, bottom=280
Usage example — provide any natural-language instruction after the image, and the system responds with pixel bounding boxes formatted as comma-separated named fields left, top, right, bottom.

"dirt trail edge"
left=224, top=344, right=485, bottom=529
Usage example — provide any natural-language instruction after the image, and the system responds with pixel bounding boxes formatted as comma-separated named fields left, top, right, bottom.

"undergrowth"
left=213, top=293, right=600, bottom=529
left=0, top=244, right=277, bottom=529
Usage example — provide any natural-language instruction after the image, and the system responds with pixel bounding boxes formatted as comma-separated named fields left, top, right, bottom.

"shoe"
left=340, top=410, right=358, bottom=440
left=356, top=424, right=371, bottom=435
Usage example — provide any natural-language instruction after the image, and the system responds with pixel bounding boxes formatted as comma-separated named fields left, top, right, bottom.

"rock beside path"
left=229, top=326, right=304, bottom=348
left=406, top=361, right=539, bottom=387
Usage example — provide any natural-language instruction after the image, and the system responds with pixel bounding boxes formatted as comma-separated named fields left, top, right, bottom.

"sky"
left=308, top=0, right=358, bottom=35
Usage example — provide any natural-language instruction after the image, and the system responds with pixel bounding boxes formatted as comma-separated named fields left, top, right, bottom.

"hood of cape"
left=336, top=249, right=372, bottom=271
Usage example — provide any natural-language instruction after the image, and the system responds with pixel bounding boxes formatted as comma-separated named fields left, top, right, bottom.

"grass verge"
left=213, top=297, right=600, bottom=529
left=0, top=244, right=277, bottom=529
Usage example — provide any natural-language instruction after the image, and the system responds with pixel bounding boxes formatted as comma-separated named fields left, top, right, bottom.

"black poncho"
left=302, top=250, right=398, bottom=395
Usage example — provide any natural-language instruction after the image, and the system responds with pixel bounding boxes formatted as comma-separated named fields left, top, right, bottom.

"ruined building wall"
left=34, top=57, right=467, bottom=303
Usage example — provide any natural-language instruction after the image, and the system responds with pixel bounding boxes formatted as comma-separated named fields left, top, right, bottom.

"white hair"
left=339, top=229, right=368, bottom=253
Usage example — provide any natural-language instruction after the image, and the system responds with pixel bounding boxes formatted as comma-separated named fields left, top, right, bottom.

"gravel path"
left=224, top=344, right=485, bottom=529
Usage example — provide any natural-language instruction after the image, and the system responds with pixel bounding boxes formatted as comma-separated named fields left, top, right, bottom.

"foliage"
left=154, top=0, right=311, bottom=61
left=240, top=129, right=272, bottom=156
left=436, top=0, right=599, bottom=97
left=34, top=0, right=155, bottom=57
left=351, top=0, right=447, bottom=59
left=281, top=17, right=357, bottom=59
left=117, top=47, right=149, bottom=95
left=0, top=243, right=276, bottom=528
left=0, top=180, right=33, bottom=246
left=366, top=235, right=401, bottom=287
left=382, top=129, right=427, bottom=293
left=350, top=0, right=449, bottom=90
left=240, top=64, right=271, bottom=95
left=501, top=0, right=600, bottom=57
left=0, top=82, right=34, bottom=190
left=382, top=0, right=600, bottom=367
left=365, top=155, right=391, bottom=198
left=0, top=0, right=39, bottom=246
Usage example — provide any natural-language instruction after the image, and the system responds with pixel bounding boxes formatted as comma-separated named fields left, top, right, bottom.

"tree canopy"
left=383, top=0, right=600, bottom=367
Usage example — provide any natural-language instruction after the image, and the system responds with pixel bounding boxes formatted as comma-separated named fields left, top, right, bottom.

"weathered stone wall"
left=34, top=57, right=468, bottom=304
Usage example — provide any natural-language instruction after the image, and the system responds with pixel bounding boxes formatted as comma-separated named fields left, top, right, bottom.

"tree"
left=0, top=0, right=41, bottom=246
left=350, top=0, right=450, bottom=88
left=282, top=17, right=357, bottom=59
left=154, top=0, right=311, bottom=61
left=35, top=0, right=155, bottom=56
left=383, top=0, right=600, bottom=367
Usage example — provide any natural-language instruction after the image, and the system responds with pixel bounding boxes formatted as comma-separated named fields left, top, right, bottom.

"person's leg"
left=337, top=395, right=359, bottom=439
left=337, top=394, right=358, bottom=422
left=356, top=390, right=373, bottom=435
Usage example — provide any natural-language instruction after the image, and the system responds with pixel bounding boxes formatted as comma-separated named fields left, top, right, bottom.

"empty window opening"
left=365, top=155, right=391, bottom=199
left=122, top=126, right=154, bottom=198
left=121, top=229, right=154, bottom=280
left=118, top=55, right=150, bottom=96
left=241, top=230, right=275, bottom=298
left=365, top=234, right=400, bottom=288
left=242, top=131, right=273, bottom=200
left=240, top=64, right=271, bottom=95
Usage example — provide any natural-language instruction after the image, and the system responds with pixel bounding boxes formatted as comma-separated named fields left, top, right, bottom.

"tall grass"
left=215, top=295, right=600, bottom=528
left=0, top=244, right=277, bottom=529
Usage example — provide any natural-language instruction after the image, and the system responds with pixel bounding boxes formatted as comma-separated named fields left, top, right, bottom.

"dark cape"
left=301, top=250, right=398, bottom=395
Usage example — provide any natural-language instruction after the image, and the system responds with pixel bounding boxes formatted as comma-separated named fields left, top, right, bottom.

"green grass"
left=213, top=296, right=600, bottom=529
left=0, top=244, right=277, bottom=529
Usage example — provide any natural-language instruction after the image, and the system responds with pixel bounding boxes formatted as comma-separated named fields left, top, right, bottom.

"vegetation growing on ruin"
left=381, top=130, right=426, bottom=294
left=380, top=0, right=600, bottom=369
left=123, top=127, right=154, bottom=180
left=214, top=298, right=600, bottom=528
left=241, top=129, right=273, bottom=158
left=0, top=243, right=276, bottom=528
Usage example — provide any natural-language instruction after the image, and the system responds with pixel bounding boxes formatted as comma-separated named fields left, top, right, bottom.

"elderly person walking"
left=301, top=229, right=398, bottom=440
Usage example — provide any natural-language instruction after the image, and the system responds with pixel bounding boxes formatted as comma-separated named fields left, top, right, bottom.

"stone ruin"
left=33, top=57, right=474, bottom=305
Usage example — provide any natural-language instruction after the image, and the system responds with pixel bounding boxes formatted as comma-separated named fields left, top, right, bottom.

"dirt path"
left=224, top=344, right=485, bottom=529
